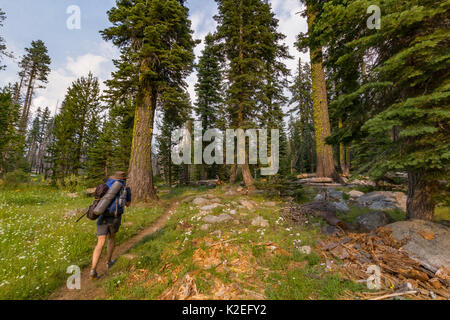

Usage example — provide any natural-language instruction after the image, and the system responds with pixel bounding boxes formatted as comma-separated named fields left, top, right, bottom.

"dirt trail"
left=50, top=198, right=184, bottom=300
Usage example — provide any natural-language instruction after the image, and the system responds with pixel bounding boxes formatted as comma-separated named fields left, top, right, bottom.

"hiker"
left=90, top=171, right=131, bottom=279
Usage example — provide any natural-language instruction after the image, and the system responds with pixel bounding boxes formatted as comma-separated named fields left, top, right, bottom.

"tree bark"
left=21, top=74, right=34, bottom=130
left=230, top=164, right=238, bottom=184
left=307, top=5, right=340, bottom=182
left=406, top=171, right=436, bottom=221
left=128, top=85, right=158, bottom=203
left=236, top=3, right=255, bottom=189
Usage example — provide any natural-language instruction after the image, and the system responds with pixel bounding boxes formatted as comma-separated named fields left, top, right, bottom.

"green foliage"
left=85, top=99, right=134, bottom=186
left=101, top=0, right=197, bottom=103
left=288, top=60, right=316, bottom=174
left=50, top=73, right=103, bottom=183
left=3, top=169, right=29, bottom=186
left=317, top=0, right=449, bottom=180
left=0, top=9, right=10, bottom=70
left=0, top=183, right=165, bottom=299
left=0, top=86, right=26, bottom=174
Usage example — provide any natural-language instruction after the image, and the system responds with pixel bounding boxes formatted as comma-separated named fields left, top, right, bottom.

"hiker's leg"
left=106, top=232, right=116, bottom=263
left=91, top=235, right=107, bottom=271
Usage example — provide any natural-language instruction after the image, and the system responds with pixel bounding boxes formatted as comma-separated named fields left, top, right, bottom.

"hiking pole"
left=75, top=211, right=88, bottom=223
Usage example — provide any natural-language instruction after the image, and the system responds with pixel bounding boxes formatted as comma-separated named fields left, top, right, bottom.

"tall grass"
left=0, top=183, right=164, bottom=299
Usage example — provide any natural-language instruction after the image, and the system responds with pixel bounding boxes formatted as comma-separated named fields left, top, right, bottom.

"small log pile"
left=282, top=201, right=348, bottom=230
left=318, top=227, right=450, bottom=300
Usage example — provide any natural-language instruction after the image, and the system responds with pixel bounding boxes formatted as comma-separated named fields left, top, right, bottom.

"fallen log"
left=368, top=291, right=417, bottom=300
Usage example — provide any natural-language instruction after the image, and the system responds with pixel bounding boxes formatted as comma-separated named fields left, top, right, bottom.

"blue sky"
left=0, top=0, right=308, bottom=116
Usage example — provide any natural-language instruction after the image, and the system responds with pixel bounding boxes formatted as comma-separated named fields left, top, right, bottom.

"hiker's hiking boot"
left=89, top=269, right=99, bottom=280
left=107, top=259, right=117, bottom=270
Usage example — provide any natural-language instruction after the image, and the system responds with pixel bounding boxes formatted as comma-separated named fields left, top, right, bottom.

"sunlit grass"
left=0, top=184, right=164, bottom=299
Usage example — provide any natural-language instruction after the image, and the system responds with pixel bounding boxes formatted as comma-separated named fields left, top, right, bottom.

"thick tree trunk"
left=241, top=162, right=254, bottom=189
left=406, top=171, right=436, bottom=221
left=307, top=5, right=340, bottom=182
left=128, top=86, right=158, bottom=203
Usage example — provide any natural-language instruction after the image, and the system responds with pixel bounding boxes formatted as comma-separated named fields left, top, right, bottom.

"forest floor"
left=50, top=186, right=372, bottom=300
left=1, top=182, right=448, bottom=300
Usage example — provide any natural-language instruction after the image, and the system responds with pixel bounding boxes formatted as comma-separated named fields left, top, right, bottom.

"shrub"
left=57, top=174, right=83, bottom=192
left=3, top=169, right=29, bottom=185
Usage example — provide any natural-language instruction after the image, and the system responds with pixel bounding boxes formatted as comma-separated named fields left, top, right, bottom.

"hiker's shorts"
left=97, top=216, right=121, bottom=236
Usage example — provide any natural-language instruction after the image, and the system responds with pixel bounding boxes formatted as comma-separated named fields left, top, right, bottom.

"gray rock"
left=355, top=211, right=391, bottom=232
left=332, top=200, right=349, bottom=212
left=357, top=191, right=407, bottom=211
left=200, top=224, right=211, bottom=231
left=322, top=225, right=340, bottom=236
left=203, top=214, right=232, bottom=224
left=251, top=216, right=269, bottom=228
left=369, top=201, right=397, bottom=211
left=239, top=199, right=257, bottom=210
left=193, top=197, right=210, bottom=206
left=327, top=188, right=343, bottom=201
left=314, top=193, right=325, bottom=201
left=225, top=190, right=236, bottom=196
left=348, top=190, right=364, bottom=199
left=264, top=201, right=277, bottom=207
left=199, top=203, right=223, bottom=212
left=386, top=220, right=450, bottom=270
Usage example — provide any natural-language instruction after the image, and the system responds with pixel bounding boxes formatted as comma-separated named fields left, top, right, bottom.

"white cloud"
left=66, top=54, right=108, bottom=78
left=31, top=45, right=118, bottom=115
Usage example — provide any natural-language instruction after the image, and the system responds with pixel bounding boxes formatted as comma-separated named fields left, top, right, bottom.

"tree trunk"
left=406, top=171, right=436, bottom=221
left=230, top=164, right=238, bottom=184
left=236, top=4, right=255, bottom=189
left=128, top=85, right=158, bottom=203
left=307, top=5, right=340, bottom=182
left=21, top=74, right=34, bottom=130
left=344, top=146, right=351, bottom=176
left=240, top=162, right=254, bottom=189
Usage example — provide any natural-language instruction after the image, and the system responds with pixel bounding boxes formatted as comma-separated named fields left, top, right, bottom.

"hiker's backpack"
left=86, top=184, right=109, bottom=221
left=93, top=181, right=126, bottom=218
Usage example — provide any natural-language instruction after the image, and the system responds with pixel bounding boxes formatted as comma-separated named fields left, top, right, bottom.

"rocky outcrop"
left=354, top=211, right=391, bottom=232
left=386, top=220, right=450, bottom=270
left=356, top=191, right=407, bottom=211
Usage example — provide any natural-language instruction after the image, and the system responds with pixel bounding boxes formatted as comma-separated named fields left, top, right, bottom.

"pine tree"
left=194, top=33, right=224, bottom=179
left=101, top=0, right=197, bottom=202
left=0, top=9, right=12, bottom=71
left=0, top=86, right=23, bottom=174
left=296, top=1, right=340, bottom=181
left=215, top=0, right=290, bottom=186
left=288, top=59, right=316, bottom=174
left=85, top=98, right=135, bottom=186
left=157, top=88, right=192, bottom=186
left=51, top=73, right=103, bottom=182
left=316, top=0, right=450, bottom=220
left=18, top=40, right=51, bottom=131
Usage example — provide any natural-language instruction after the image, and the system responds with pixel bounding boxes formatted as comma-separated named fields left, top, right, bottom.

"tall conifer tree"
left=101, top=0, right=197, bottom=202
